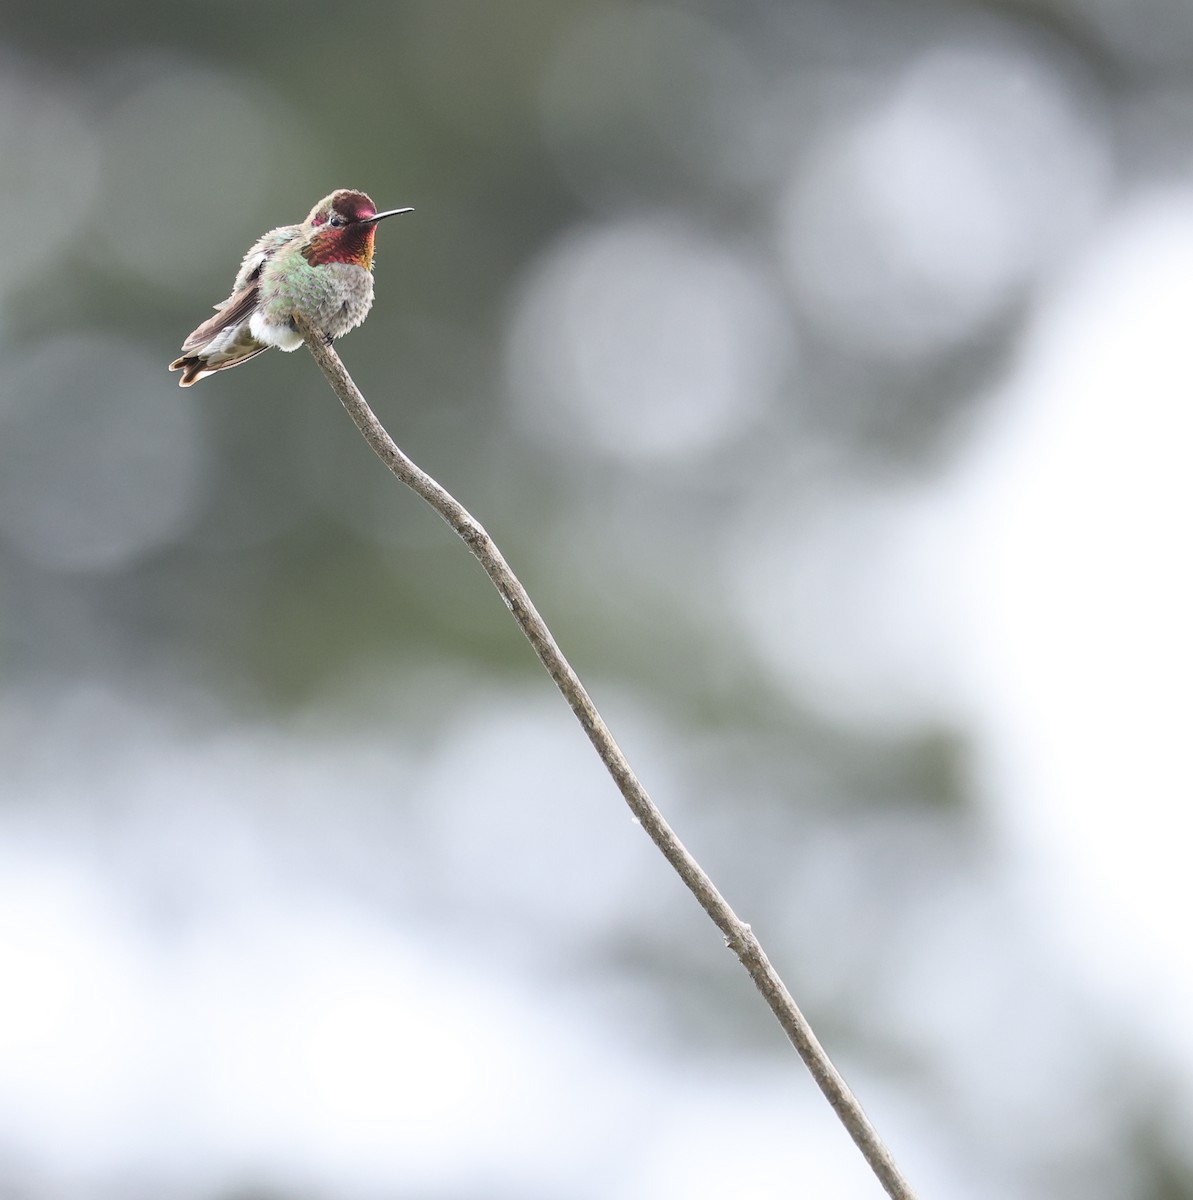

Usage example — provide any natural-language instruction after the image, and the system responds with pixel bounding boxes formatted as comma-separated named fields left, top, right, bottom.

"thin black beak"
left=362, top=207, right=414, bottom=224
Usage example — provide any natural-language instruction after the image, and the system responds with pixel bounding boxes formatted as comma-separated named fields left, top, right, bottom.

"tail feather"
left=169, top=280, right=267, bottom=386
left=169, top=345, right=267, bottom=387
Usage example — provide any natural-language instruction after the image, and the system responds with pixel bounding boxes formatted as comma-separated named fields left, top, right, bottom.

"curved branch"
left=296, top=315, right=919, bottom=1200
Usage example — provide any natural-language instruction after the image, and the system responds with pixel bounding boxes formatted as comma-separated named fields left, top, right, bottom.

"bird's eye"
left=329, top=214, right=346, bottom=228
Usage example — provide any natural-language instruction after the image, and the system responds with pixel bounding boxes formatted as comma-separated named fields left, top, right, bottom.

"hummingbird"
left=169, top=189, right=412, bottom=386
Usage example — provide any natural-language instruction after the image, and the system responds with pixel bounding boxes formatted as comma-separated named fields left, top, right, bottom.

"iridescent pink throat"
left=302, top=224, right=377, bottom=269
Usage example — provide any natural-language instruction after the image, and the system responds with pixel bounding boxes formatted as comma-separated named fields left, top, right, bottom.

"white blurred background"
left=2, top=2, right=1193, bottom=1197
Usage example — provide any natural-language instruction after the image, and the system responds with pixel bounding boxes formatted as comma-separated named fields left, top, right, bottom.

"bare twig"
left=296, top=314, right=919, bottom=1200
